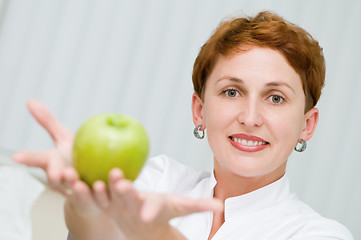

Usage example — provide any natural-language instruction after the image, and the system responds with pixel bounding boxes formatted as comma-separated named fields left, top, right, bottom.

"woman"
left=14, top=11, right=353, bottom=239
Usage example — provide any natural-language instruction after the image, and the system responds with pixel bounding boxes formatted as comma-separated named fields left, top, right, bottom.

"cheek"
left=267, top=109, right=304, bottom=144
left=203, top=101, right=235, bottom=143
left=203, top=100, right=236, bottom=129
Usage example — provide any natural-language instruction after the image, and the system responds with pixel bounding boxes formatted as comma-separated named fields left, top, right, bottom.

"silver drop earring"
left=294, top=139, right=307, bottom=152
left=193, top=125, right=205, bottom=139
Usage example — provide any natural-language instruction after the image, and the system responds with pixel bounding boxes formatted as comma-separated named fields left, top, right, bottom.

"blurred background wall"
left=0, top=0, right=360, bottom=239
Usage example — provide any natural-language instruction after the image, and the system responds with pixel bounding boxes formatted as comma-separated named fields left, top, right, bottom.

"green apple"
left=72, top=113, right=149, bottom=187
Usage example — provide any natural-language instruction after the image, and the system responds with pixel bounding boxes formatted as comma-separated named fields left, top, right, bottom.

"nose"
left=237, top=98, right=263, bottom=127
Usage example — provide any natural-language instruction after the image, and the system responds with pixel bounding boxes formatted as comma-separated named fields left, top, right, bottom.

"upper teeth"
left=232, top=137, right=267, bottom=146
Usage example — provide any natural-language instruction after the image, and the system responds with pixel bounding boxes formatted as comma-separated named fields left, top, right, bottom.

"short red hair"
left=192, top=11, right=325, bottom=112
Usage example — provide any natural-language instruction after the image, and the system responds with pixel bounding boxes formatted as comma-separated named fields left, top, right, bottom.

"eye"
left=268, top=95, right=284, bottom=104
left=224, top=89, right=239, bottom=98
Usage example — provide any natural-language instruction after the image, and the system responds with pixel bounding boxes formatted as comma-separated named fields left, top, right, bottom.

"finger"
left=46, top=152, right=69, bottom=190
left=113, top=180, right=142, bottom=214
left=13, top=149, right=72, bottom=193
left=63, top=167, right=79, bottom=184
left=108, top=168, right=142, bottom=214
left=68, top=181, right=100, bottom=215
left=62, top=180, right=102, bottom=217
left=26, top=99, right=73, bottom=143
left=12, top=151, right=49, bottom=169
left=139, top=193, right=163, bottom=222
left=108, top=168, right=124, bottom=199
left=71, top=180, right=92, bottom=201
left=60, top=167, right=79, bottom=196
left=169, top=196, right=223, bottom=216
left=108, top=168, right=127, bottom=208
left=141, top=194, right=223, bottom=222
left=109, top=168, right=124, bottom=184
left=93, top=180, right=110, bottom=210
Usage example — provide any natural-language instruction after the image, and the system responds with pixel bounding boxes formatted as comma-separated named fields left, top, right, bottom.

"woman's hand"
left=13, top=99, right=73, bottom=189
left=12, top=99, right=101, bottom=217
left=92, top=168, right=223, bottom=240
left=13, top=99, right=223, bottom=240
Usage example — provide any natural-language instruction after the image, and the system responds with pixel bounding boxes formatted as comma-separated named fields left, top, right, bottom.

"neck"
left=208, top=160, right=286, bottom=239
left=212, top=160, right=286, bottom=202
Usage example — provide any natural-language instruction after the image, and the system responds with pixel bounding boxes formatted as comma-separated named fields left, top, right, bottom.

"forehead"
left=210, top=47, right=301, bottom=85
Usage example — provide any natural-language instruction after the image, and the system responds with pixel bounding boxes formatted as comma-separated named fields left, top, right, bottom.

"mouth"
left=229, top=134, right=269, bottom=152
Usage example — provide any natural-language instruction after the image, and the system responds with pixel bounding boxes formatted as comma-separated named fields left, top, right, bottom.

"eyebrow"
left=265, top=81, right=296, bottom=93
left=217, top=77, right=296, bottom=93
left=216, top=76, right=244, bottom=84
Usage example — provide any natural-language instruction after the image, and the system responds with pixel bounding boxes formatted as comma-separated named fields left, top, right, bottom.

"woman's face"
left=192, top=47, right=318, bottom=182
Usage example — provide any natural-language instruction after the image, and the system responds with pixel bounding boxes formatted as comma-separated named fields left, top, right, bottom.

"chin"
left=226, top=158, right=286, bottom=180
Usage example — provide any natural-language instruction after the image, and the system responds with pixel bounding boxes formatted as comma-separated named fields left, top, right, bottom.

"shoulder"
left=282, top=195, right=354, bottom=239
left=293, top=219, right=354, bottom=240
left=134, top=154, right=211, bottom=195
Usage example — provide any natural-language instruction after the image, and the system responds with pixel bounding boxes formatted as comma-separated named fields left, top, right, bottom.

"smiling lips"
left=229, top=134, right=269, bottom=152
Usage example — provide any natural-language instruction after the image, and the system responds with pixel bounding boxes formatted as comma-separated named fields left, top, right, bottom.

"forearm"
left=117, top=220, right=186, bottom=240
left=160, top=225, right=187, bottom=240
left=65, top=200, right=186, bottom=240
left=64, top=201, right=124, bottom=240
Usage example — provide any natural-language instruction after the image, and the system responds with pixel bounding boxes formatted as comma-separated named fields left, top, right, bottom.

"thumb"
left=140, top=193, right=223, bottom=222
left=26, top=99, right=73, bottom=143
left=168, top=195, right=223, bottom=216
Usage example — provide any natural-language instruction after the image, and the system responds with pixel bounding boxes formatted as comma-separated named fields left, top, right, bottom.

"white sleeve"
left=290, top=218, right=355, bottom=240
left=134, top=154, right=211, bottom=195
left=133, top=155, right=168, bottom=192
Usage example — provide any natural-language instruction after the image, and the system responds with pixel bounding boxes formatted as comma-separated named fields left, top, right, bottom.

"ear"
left=191, top=92, right=205, bottom=130
left=299, top=108, right=319, bottom=142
